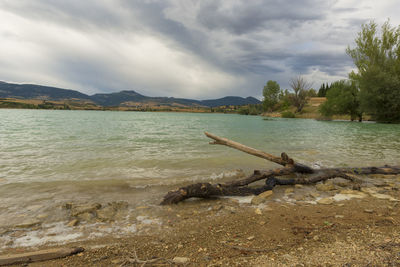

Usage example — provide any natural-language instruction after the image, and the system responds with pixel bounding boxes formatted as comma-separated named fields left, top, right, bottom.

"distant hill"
left=0, top=81, right=90, bottom=100
left=0, top=81, right=261, bottom=107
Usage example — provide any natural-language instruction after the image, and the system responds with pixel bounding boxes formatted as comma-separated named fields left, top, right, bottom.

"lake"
left=0, top=109, right=399, bottom=248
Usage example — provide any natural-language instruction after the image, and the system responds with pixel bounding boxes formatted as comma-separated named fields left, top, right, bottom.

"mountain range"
left=0, top=81, right=260, bottom=108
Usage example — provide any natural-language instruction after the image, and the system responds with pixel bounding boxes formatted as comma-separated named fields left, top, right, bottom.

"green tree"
left=318, top=83, right=326, bottom=97
left=289, top=76, right=312, bottom=112
left=347, top=20, right=400, bottom=122
left=307, top=88, right=317, bottom=97
left=319, top=80, right=362, bottom=121
left=262, top=80, right=280, bottom=112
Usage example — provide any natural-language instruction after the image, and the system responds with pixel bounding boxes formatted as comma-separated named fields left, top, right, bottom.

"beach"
left=1, top=173, right=400, bottom=266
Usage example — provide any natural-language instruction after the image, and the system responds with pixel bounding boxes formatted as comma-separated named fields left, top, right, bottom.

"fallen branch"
left=160, top=132, right=400, bottom=205
left=0, top=247, right=84, bottom=266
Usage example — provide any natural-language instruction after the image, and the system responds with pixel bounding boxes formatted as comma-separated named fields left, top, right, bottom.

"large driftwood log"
left=160, top=132, right=400, bottom=205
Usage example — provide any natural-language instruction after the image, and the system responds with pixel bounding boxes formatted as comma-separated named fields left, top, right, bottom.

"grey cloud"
left=195, top=0, right=334, bottom=35
left=288, top=52, right=352, bottom=76
left=0, top=0, right=390, bottom=98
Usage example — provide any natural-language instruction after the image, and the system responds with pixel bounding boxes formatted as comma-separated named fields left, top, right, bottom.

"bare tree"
left=289, top=76, right=313, bottom=112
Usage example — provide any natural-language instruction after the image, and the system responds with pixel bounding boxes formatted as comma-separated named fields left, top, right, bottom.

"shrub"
left=281, top=111, right=295, bottom=118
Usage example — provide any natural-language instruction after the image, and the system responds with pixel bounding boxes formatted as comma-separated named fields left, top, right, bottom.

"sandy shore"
left=2, top=175, right=400, bottom=266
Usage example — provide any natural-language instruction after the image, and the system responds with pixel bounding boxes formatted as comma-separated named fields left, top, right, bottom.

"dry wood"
left=0, top=247, right=84, bottom=266
left=205, top=132, right=314, bottom=173
left=160, top=132, right=400, bottom=205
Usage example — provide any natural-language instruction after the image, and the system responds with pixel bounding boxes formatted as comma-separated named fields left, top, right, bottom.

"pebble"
left=285, top=188, right=294, bottom=194
left=255, top=208, right=262, bottom=215
left=316, top=183, right=336, bottom=192
left=247, top=236, right=255, bottom=241
left=364, top=209, right=374, bottom=213
left=67, top=219, right=79, bottom=227
left=295, top=184, right=303, bottom=188
left=251, top=190, right=273, bottom=205
left=317, top=198, right=334, bottom=205
left=224, top=206, right=236, bottom=213
left=172, top=257, right=190, bottom=264
left=309, top=192, right=320, bottom=198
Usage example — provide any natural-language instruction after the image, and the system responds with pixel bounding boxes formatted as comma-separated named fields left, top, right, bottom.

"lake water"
left=0, top=109, right=399, bottom=248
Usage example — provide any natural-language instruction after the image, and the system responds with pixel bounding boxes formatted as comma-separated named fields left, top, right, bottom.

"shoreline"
left=2, top=174, right=400, bottom=266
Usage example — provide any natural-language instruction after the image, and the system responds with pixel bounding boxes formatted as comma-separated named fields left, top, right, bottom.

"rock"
left=285, top=188, right=294, bottom=194
left=316, top=183, right=336, bottom=192
left=338, top=190, right=367, bottom=198
left=67, top=219, right=79, bottom=227
left=313, top=235, right=319, bottom=241
left=263, top=206, right=273, bottom=212
left=251, top=190, right=273, bottom=205
left=335, top=215, right=344, bottom=218
left=96, top=207, right=116, bottom=222
left=212, top=205, right=223, bottom=211
left=15, top=220, right=42, bottom=229
left=295, top=184, right=303, bottom=188
left=71, top=203, right=101, bottom=217
left=247, top=236, right=255, bottom=241
left=259, top=190, right=273, bottom=198
left=251, top=196, right=266, bottom=205
left=364, top=209, right=374, bottom=213
left=36, top=213, right=49, bottom=220
left=224, top=206, right=236, bottom=213
left=294, top=195, right=305, bottom=201
left=172, top=257, right=190, bottom=264
left=370, top=193, right=398, bottom=201
left=317, top=198, right=334, bottom=205
left=255, top=208, right=262, bottom=215
left=282, top=254, right=293, bottom=261
left=333, top=178, right=351, bottom=187
left=309, top=192, right=320, bottom=198
left=360, top=187, right=378, bottom=194
left=77, top=212, right=95, bottom=222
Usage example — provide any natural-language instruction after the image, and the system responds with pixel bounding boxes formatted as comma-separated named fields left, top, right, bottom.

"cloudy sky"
left=0, top=0, right=399, bottom=99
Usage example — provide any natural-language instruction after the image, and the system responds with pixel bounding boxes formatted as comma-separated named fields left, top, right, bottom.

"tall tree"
left=319, top=80, right=362, bottom=121
left=262, top=80, right=280, bottom=112
left=318, top=83, right=326, bottom=97
left=347, top=20, right=400, bottom=122
left=289, top=76, right=312, bottom=112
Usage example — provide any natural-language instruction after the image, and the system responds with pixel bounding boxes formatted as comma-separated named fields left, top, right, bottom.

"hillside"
left=0, top=81, right=260, bottom=108
left=0, top=81, right=90, bottom=101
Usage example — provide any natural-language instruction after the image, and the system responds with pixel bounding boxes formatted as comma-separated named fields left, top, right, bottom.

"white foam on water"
left=12, top=230, right=83, bottom=248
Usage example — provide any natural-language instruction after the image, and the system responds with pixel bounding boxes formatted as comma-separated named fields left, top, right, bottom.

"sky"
left=0, top=0, right=399, bottom=99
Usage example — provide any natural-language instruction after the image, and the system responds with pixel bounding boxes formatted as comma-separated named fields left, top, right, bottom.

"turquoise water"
left=0, top=109, right=399, bottom=248
left=1, top=109, right=399, bottom=186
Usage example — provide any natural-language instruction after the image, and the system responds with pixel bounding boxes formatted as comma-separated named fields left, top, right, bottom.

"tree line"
left=263, top=20, right=400, bottom=123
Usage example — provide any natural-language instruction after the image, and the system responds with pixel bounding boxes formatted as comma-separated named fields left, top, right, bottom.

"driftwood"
left=0, top=247, right=84, bottom=266
left=161, top=132, right=400, bottom=205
